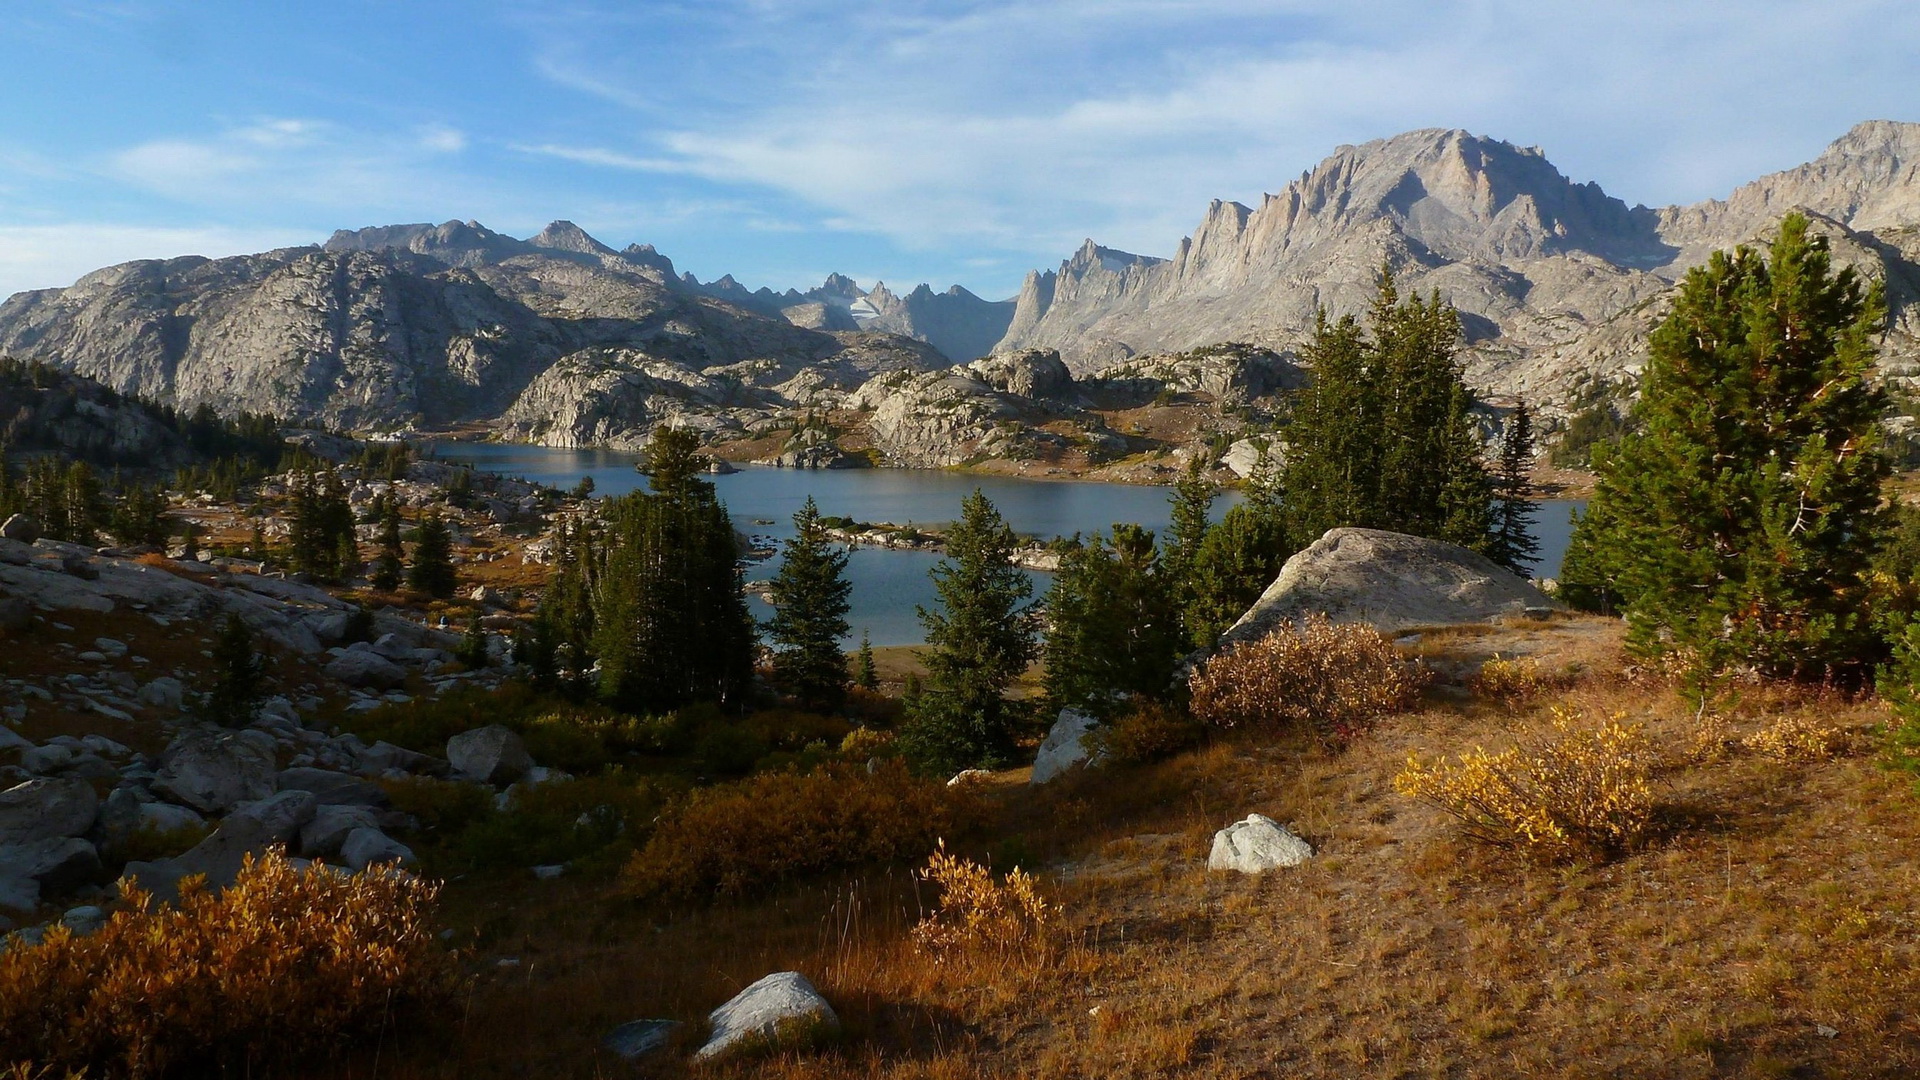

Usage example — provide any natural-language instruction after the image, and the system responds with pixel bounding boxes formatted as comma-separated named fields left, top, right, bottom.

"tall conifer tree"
left=1568, top=214, right=1888, bottom=680
left=899, top=490, right=1038, bottom=774
left=1486, top=401, right=1542, bottom=574
left=766, top=496, right=854, bottom=711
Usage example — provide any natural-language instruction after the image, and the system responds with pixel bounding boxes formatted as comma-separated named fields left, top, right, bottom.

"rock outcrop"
left=993, top=122, right=1920, bottom=417
left=1223, top=528, right=1555, bottom=644
left=1030, top=708, right=1101, bottom=785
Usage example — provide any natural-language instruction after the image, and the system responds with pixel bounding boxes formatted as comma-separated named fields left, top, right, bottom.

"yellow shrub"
left=0, top=850, right=451, bottom=1079
left=1470, top=657, right=1548, bottom=701
left=911, top=843, right=1053, bottom=962
left=622, top=761, right=976, bottom=901
left=838, top=726, right=897, bottom=760
left=1189, top=615, right=1424, bottom=742
left=1395, top=707, right=1655, bottom=861
left=1741, top=716, right=1848, bottom=762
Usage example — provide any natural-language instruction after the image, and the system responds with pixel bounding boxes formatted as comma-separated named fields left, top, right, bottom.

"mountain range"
left=1, top=120, right=1917, bottom=462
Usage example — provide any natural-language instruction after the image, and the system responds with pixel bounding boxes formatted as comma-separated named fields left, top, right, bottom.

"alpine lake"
left=433, top=442, right=1584, bottom=647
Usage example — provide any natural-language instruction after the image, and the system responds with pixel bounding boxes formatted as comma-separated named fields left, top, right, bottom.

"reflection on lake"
left=435, top=442, right=1583, bottom=646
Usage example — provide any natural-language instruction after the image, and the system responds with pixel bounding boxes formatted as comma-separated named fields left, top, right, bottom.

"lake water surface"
left=435, top=442, right=1582, bottom=646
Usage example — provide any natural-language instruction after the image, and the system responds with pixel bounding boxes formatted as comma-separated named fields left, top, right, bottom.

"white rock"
left=694, top=971, right=840, bottom=1062
left=1208, top=814, right=1313, bottom=874
left=1030, top=708, right=1102, bottom=785
left=136, top=676, right=186, bottom=710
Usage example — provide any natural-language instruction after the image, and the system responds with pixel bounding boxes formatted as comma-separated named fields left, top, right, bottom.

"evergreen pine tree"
left=407, top=510, right=458, bottom=599
left=592, top=427, right=755, bottom=712
left=855, top=630, right=878, bottom=691
left=1574, top=214, right=1889, bottom=680
left=204, top=614, right=266, bottom=727
left=457, top=616, right=490, bottom=668
left=1042, top=524, right=1182, bottom=717
left=899, top=490, right=1039, bottom=774
left=371, top=496, right=403, bottom=591
left=1161, top=457, right=1214, bottom=633
left=1486, top=401, right=1542, bottom=574
left=1183, top=504, right=1291, bottom=650
left=1280, top=309, right=1378, bottom=541
left=288, top=468, right=322, bottom=576
left=765, top=496, right=855, bottom=711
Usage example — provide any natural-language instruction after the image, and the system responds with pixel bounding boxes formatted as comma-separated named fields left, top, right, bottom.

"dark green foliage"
left=572, top=475, right=596, bottom=500
left=443, top=467, right=474, bottom=510
left=1160, top=457, right=1215, bottom=637
left=1043, top=525, right=1184, bottom=718
left=638, top=425, right=707, bottom=502
left=1279, top=271, right=1495, bottom=552
left=591, top=427, right=755, bottom=712
left=0, top=458, right=105, bottom=545
left=287, top=467, right=357, bottom=581
left=371, top=496, right=404, bottom=592
left=765, top=497, right=854, bottom=711
left=456, top=617, right=490, bottom=669
left=1571, top=214, right=1889, bottom=681
left=1486, top=401, right=1542, bottom=575
left=407, top=510, right=457, bottom=599
left=203, top=614, right=266, bottom=727
left=341, top=604, right=376, bottom=645
left=899, top=490, right=1039, bottom=775
left=1879, top=622, right=1920, bottom=789
left=1182, top=503, right=1292, bottom=650
left=1549, top=389, right=1635, bottom=468
left=536, top=516, right=596, bottom=688
left=106, top=480, right=169, bottom=548
left=855, top=630, right=878, bottom=690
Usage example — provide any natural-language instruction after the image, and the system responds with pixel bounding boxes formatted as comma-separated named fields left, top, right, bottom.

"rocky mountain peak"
left=529, top=220, right=617, bottom=257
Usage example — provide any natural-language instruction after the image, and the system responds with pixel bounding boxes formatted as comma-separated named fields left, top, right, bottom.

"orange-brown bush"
left=0, top=850, right=452, bottom=1079
left=1088, top=700, right=1206, bottom=765
left=1394, top=706, right=1656, bottom=862
left=911, top=842, right=1054, bottom=963
left=622, top=760, right=977, bottom=901
left=1189, top=615, right=1424, bottom=742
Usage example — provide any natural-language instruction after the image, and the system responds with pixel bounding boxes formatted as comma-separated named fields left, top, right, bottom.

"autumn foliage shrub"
left=1394, top=707, right=1656, bottom=862
left=622, top=760, right=976, bottom=900
left=0, top=850, right=452, bottom=1079
left=911, top=842, right=1053, bottom=963
left=1189, top=615, right=1424, bottom=742
left=1089, top=700, right=1207, bottom=765
left=1740, top=716, right=1849, bottom=762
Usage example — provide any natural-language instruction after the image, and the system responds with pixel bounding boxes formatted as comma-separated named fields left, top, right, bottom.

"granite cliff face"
left=993, top=122, right=1920, bottom=415
left=0, top=221, right=942, bottom=436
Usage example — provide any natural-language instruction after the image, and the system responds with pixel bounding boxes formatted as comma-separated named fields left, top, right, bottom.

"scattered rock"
left=1, top=515, right=41, bottom=543
left=19, top=744, right=73, bottom=775
left=323, top=650, right=408, bottom=691
left=0, top=837, right=101, bottom=911
left=603, top=1019, right=682, bottom=1061
left=61, top=904, right=107, bottom=935
left=0, top=777, right=99, bottom=846
left=694, top=971, right=840, bottom=1062
left=946, top=769, right=992, bottom=787
left=447, top=725, right=531, bottom=785
left=339, top=826, right=415, bottom=870
left=1221, top=527, right=1558, bottom=645
left=1030, top=708, right=1102, bottom=785
left=0, top=727, right=30, bottom=754
left=1208, top=814, right=1313, bottom=874
left=299, top=804, right=381, bottom=859
left=277, top=767, right=388, bottom=807
left=151, top=729, right=278, bottom=814
left=134, top=676, right=185, bottom=711
left=531, top=864, right=565, bottom=881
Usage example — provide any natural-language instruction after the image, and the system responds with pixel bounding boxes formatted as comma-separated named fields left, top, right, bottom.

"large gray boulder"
left=1, top=514, right=41, bottom=543
left=300, top=804, right=381, bottom=859
left=123, top=790, right=316, bottom=899
left=967, top=348, right=1073, bottom=399
left=323, top=650, right=408, bottom=691
left=694, top=971, right=840, bottom=1062
left=0, top=777, right=99, bottom=846
left=277, top=767, right=388, bottom=807
left=1030, top=708, right=1102, bottom=785
left=1208, top=814, right=1313, bottom=874
left=446, top=725, right=531, bottom=785
left=339, top=826, right=415, bottom=871
left=151, top=730, right=278, bottom=814
left=0, top=837, right=101, bottom=911
left=1221, top=527, right=1556, bottom=645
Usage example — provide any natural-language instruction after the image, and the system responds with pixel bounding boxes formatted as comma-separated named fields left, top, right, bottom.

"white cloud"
left=419, top=126, right=469, bottom=154
left=0, top=223, right=315, bottom=302
left=509, top=142, right=682, bottom=172
left=528, top=0, right=1920, bottom=263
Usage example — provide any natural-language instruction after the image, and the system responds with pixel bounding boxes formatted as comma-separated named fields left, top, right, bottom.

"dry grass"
left=203, top=616, right=1920, bottom=1077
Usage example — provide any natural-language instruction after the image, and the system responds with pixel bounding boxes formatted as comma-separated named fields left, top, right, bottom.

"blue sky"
left=1, top=1, right=1916, bottom=303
